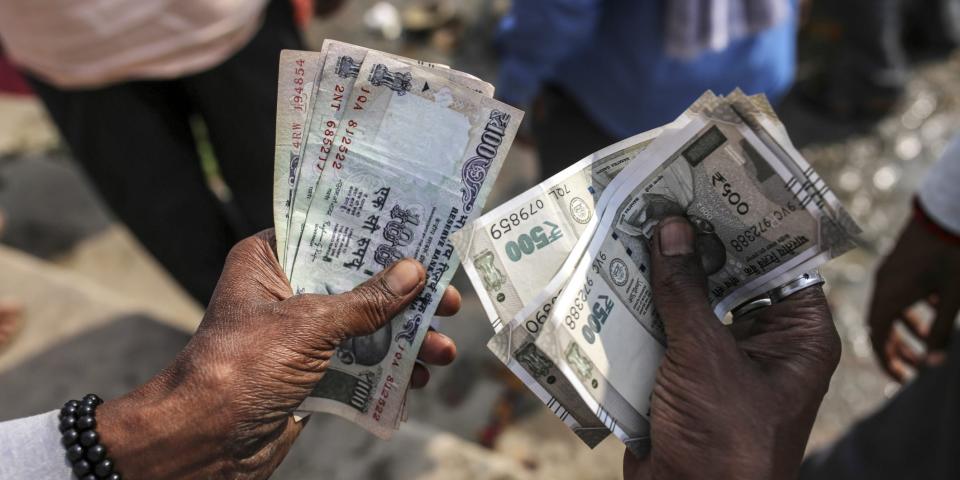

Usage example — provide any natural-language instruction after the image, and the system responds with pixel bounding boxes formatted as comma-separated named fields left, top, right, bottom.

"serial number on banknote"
left=730, top=203, right=799, bottom=252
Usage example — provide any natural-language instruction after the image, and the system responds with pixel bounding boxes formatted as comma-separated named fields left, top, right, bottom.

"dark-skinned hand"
left=96, top=230, right=460, bottom=479
left=623, top=217, right=841, bottom=480
left=869, top=213, right=960, bottom=382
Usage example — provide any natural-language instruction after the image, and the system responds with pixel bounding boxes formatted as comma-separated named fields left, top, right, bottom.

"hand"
left=868, top=213, right=960, bottom=382
left=623, top=217, right=841, bottom=480
left=96, top=230, right=460, bottom=479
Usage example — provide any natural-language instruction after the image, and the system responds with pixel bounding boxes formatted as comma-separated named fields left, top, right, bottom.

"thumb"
left=333, top=258, right=426, bottom=338
left=293, top=258, right=426, bottom=342
left=650, top=217, right=724, bottom=344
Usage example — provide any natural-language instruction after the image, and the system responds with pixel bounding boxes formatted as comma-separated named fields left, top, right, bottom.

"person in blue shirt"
left=496, top=0, right=799, bottom=178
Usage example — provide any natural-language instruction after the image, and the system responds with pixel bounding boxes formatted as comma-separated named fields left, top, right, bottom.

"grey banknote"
left=281, top=41, right=492, bottom=275
left=289, top=51, right=522, bottom=436
left=533, top=95, right=861, bottom=456
left=453, top=127, right=676, bottom=447
left=273, top=49, right=324, bottom=266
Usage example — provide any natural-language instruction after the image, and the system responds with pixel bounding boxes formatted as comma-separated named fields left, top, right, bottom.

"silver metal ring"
left=769, top=270, right=825, bottom=303
left=730, top=297, right=773, bottom=319
left=731, top=270, right=824, bottom=320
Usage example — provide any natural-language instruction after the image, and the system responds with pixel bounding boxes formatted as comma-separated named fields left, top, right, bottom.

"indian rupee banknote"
left=530, top=94, right=861, bottom=456
left=287, top=51, right=522, bottom=436
left=281, top=41, right=493, bottom=275
left=273, top=49, right=324, bottom=266
left=450, top=127, right=672, bottom=447
left=451, top=94, right=729, bottom=449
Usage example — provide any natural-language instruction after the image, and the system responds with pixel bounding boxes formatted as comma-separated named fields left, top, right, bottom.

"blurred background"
left=0, top=0, right=958, bottom=478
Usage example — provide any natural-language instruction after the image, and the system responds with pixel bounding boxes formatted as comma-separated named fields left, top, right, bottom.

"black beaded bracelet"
left=59, top=394, right=121, bottom=480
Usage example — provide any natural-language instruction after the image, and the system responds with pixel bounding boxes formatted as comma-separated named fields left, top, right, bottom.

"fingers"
left=418, top=330, right=457, bottom=365
left=649, top=217, right=725, bottom=343
left=410, top=330, right=457, bottom=389
left=900, top=307, right=930, bottom=340
left=435, top=286, right=462, bottom=317
left=301, top=258, right=426, bottom=340
left=867, top=287, right=921, bottom=368
left=411, top=363, right=430, bottom=389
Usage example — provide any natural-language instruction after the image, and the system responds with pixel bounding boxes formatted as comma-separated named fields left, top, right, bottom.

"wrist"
left=97, top=372, right=232, bottom=478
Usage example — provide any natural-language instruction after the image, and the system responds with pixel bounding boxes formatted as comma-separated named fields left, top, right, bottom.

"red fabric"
left=291, top=0, right=313, bottom=28
left=0, top=50, right=32, bottom=95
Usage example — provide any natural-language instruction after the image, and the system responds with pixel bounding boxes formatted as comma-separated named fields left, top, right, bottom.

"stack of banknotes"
left=272, top=40, right=522, bottom=437
left=451, top=90, right=862, bottom=456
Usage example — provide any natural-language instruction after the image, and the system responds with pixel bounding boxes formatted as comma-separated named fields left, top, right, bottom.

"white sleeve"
left=0, top=411, right=74, bottom=478
left=919, top=135, right=960, bottom=236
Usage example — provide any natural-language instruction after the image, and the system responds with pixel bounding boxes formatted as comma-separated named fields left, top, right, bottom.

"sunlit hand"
left=97, top=230, right=459, bottom=479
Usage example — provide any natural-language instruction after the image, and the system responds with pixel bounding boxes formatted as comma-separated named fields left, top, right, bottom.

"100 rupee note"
left=274, top=50, right=324, bottom=265
left=282, top=41, right=493, bottom=275
left=289, top=51, right=522, bottom=436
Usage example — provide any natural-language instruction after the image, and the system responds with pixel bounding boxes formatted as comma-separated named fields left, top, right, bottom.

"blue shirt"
left=496, top=0, right=798, bottom=139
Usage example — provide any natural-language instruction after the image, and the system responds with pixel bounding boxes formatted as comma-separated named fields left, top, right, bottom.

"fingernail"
left=659, top=217, right=694, bottom=256
left=384, top=259, right=423, bottom=295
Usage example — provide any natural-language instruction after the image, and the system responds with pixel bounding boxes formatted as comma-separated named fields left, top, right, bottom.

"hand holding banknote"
left=622, top=218, right=840, bottom=480
left=96, top=230, right=459, bottom=478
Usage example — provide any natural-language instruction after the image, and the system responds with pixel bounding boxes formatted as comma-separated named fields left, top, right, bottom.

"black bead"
left=59, top=415, right=77, bottom=432
left=107, top=474, right=121, bottom=480
left=60, top=405, right=78, bottom=419
left=83, top=394, right=103, bottom=406
left=79, top=429, right=99, bottom=447
left=73, top=459, right=92, bottom=476
left=65, top=444, right=85, bottom=462
left=65, top=400, right=81, bottom=409
left=94, top=459, right=113, bottom=477
left=81, top=475, right=97, bottom=480
left=77, top=415, right=97, bottom=431
left=78, top=404, right=95, bottom=417
left=85, top=444, right=106, bottom=463
left=61, top=429, right=79, bottom=446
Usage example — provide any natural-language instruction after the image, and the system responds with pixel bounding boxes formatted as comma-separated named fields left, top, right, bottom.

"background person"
left=495, top=0, right=799, bottom=178
left=0, top=232, right=461, bottom=478
left=806, top=0, right=960, bottom=120
left=0, top=0, right=342, bottom=305
left=800, top=136, right=960, bottom=479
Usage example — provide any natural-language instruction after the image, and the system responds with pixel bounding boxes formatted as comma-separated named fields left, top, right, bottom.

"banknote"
left=273, top=49, right=324, bottom=266
left=452, top=127, right=675, bottom=447
left=451, top=96, right=733, bottom=448
left=281, top=42, right=493, bottom=275
left=453, top=126, right=667, bottom=332
left=531, top=96, right=861, bottom=456
left=289, top=51, right=522, bottom=436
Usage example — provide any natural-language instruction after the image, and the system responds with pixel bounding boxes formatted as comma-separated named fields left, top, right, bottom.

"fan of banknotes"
left=451, top=90, right=862, bottom=456
left=272, top=40, right=522, bottom=437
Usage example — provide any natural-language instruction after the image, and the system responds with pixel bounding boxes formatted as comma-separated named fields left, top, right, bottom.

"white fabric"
left=0, top=411, right=73, bottom=479
left=919, top=135, right=960, bottom=236
left=664, top=0, right=792, bottom=59
left=0, top=0, right=269, bottom=88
